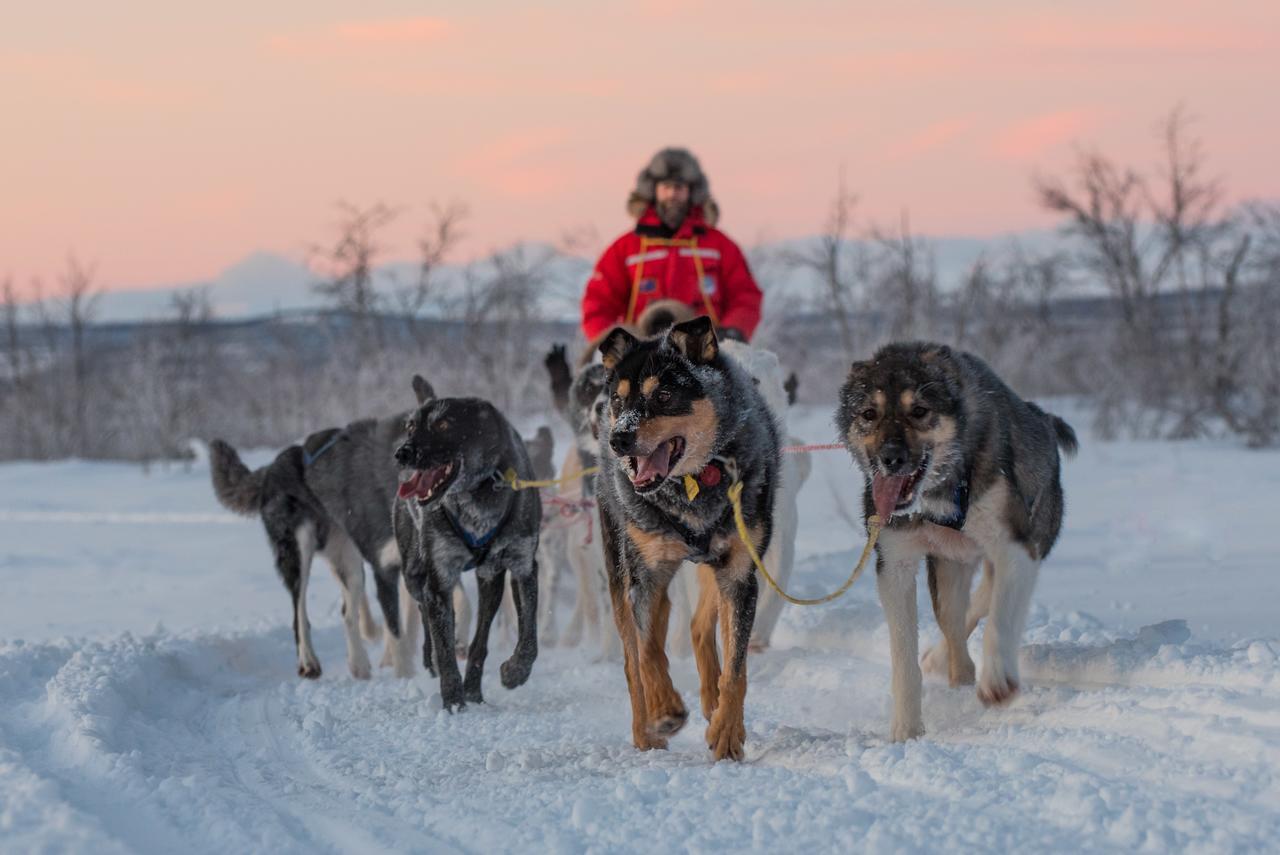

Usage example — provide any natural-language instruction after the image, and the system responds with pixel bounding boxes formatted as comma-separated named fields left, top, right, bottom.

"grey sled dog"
left=836, top=343, right=1077, bottom=741
left=392, top=380, right=541, bottom=712
left=210, top=404, right=423, bottom=680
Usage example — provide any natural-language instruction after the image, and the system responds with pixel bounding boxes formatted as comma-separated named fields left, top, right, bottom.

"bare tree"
left=869, top=211, right=939, bottom=341
left=57, top=255, right=100, bottom=454
left=310, top=200, right=399, bottom=318
left=780, top=172, right=864, bottom=355
left=394, top=201, right=467, bottom=320
left=1036, top=107, right=1268, bottom=441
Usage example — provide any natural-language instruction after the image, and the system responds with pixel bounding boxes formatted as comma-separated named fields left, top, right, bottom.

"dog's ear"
left=599, top=327, right=638, bottom=372
left=844, top=359, right=874, bottom=393
left=667, top=316, right=718, bottom=365
left=921, top=345, right=953, bottom=364
left=411, top=375, right=435, bottom=405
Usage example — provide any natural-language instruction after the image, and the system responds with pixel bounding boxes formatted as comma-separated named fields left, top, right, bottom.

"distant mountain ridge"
left=74, top=230, right=1067, bottom=323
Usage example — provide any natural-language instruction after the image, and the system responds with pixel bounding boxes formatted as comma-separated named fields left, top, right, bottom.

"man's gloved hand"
left=719, top=326, right=747, bottom=343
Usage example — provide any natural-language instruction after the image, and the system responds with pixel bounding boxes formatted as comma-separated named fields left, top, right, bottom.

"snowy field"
left=1, top=404, right=1277, bottom=853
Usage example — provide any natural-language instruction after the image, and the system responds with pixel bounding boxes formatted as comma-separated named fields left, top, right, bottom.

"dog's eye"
left=405, top=420, right=416, bottom=433
left=860, top=408, right=877, bottom=422
left=911, top=406, right=929, bottom=420
left=435, top=419, right=450, bottom=431
left=611, top=394, right=622, bottom=411
left=655, top=388, right=672, bottom=405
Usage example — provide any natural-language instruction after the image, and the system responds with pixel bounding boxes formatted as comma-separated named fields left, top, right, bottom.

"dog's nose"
left=394, top=444, right=412, bottom=465
left=610, top=430, right=636, bottom=457
left=878, top=441, right=909, bottom=473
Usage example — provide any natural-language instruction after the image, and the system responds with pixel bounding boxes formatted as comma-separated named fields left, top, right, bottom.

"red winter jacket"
left=580, top=206, right=762, bottom=343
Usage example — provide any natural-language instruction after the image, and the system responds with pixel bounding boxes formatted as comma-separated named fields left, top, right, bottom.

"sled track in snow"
left=1, top=609, right=1277, bottom=854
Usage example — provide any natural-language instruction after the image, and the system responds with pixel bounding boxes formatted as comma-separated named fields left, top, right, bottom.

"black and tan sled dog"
left=595, top=316, right=779, bottom=761
left=836, top=343, right=1077, bottom=741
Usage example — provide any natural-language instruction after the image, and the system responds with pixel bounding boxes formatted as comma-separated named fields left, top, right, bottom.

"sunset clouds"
left=2, top=1, right=1277, bottom=294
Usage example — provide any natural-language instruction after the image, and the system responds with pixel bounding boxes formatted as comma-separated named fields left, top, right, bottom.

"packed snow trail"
left=2, top=607, right=1277, bottom=854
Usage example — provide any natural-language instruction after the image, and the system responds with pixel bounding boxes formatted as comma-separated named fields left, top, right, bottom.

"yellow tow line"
left=728, top=480, right=881, bottom=606
left=500, top=466, right=599, bottom=492
left=502, top=457, right=881, bottom=607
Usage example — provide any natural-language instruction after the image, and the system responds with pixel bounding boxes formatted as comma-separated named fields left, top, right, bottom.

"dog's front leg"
left=706, top=567, right=757, bottom=762
left=922, top=555, right=978, bottom=686
left=636, top=575, right=688, bottom=742
left=691, top=563, right=721, bottom=721
left=978, top=544, right=1039, bottom=706
left=501, top=558, right=539, bottom=690
left=424, top=576, right=466, bottom=711
left=876, top=538, right=924, bottom=741
left=462, top=568, right=506, bottom=703
left=599, top=507, right=658, bottom=750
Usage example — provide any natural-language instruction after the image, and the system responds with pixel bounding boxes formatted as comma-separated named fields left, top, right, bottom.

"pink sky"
left=3, top=1, right=1277, bottom=295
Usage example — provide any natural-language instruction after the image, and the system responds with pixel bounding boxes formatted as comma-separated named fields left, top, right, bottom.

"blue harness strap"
left=930, top=478, right=971, bottom=530
left=302, top=430, right=343, bottom=467
left=442, top=474, right=517, bottom=570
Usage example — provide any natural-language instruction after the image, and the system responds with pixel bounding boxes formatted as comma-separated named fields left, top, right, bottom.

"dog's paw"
left=951, top=655, right=976, bottom=687
left=632, top=730, right=668, bottom=751
left=699, top=678, right=721, bottom=722
left=890, top=718, right=925, bottom=742
left=977, top=672, right=1020, bottom=706
left=349, top=658, right=372, bottom=681
left=706, top=713, right=746, bottom=762
left=646, top=708, right=688, bottom=740
left=500, top=657, right=532, bottom=689
left=441, top=686, right=467, bottom=713
left=298, top=662, right=322, bottom=679
left=464, top=684, right=485, bottom=705
left=920, top=642, right=949, bottom=676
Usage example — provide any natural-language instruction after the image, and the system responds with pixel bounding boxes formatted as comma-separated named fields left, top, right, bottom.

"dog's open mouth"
left=397, top=461, right=457, bottom=505
left=626, top=436, right=686, bottom=493
left=871, top=451, right=931, bottom=520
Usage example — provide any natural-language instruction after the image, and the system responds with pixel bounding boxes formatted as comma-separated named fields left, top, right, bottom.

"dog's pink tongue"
left=636, top=441, right=673, bottom=482
left=397, top=471, right=423, bottom=499
left=871, top=473, right=908, bottom=521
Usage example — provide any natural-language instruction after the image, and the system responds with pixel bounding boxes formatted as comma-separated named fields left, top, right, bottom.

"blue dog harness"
left=441, top=474, right=518, bottom=570
left=302, top=430, right=343, bottom=467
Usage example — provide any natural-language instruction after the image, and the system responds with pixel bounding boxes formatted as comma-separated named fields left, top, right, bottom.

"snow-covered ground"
left=1, top=405, right=1277, bottom=853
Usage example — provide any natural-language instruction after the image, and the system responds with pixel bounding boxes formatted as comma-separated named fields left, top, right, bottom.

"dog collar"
left=681, top=459, right=726, bottom=501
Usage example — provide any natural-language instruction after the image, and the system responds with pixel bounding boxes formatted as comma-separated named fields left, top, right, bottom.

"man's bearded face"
left=655, top=180, right=691, bottom=229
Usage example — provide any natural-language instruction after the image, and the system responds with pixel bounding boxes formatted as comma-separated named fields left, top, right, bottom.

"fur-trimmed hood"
left=626, top=147, right=719, bottom=227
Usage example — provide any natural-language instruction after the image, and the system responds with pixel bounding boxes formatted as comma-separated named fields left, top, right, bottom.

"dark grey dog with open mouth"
left=392, top=378, right=541, bottom=711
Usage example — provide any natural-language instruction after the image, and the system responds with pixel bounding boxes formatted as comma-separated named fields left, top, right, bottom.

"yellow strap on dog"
left=727, top=480, right=881, bottom=606
left=502, top=466, right=600, bottom=491
left=683, top=474, right=700, bottom=501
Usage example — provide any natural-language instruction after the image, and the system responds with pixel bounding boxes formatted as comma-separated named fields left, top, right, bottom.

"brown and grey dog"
left=595, top=317, right=779, bottom=761
left=836, top=343, right=1077, bottom=741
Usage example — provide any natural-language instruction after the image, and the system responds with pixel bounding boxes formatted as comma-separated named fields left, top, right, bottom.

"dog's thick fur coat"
left=596, top=317, right=779, bottom=760
left=392, top=381, right=541, bottom=711
left=209, top=410, right=421, bottom=680
left=836, top=343, right=1077, bottom=740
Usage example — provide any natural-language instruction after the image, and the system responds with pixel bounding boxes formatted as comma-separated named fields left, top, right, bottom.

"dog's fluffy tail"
left=209, top=439, right=265, bottom=515
left=1049, top=415, right=1079, bottom=457
left=1027, top=403, right=1079, bottom=457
